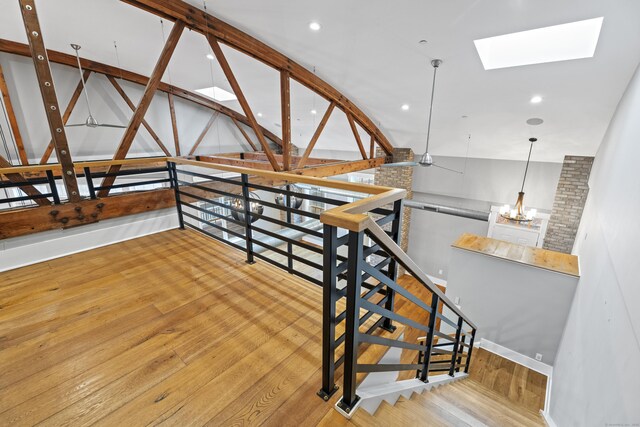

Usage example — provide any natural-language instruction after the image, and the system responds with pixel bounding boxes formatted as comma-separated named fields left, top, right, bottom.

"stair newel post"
left=318, top=224, right=339, bottom=400
left=382, top=199, right=403, bottom=332
left=168, top=161, right=184, bottom=230
left=464, top=328, right=477, bottom=374
left=338, top=230, right=365, bottom=413
left=449, top=317, right=464, bottom=377
left=240, top=173, right=255, bottom=264
left=420, top=293, right=439, bottom=382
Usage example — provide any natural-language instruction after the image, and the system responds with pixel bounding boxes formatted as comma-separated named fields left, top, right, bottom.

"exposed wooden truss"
left=40, top=69, right=90, bottom=164
left=0, top=39, right=283, bottom=149
left=280, top=71, right=292, bottom=170
left=188, top=113, right=218, bottom=156
left=119, top=0, right=393, bottom=155
left=0, top=154, right=48, bottom=207
left=0, top=64, right=28, bottom=165
left=347, top=112, right=368, bottom=160
left=208, top=35, right=281, bottom=171
left=97, top=21, right=185, bottom=197
left=107, top=75, right=171, bottom=156
left=297, top=102, right=335, bottom=169
left=167, top=93, right=180, bottom=155
left=293, top=157, right=386, bottom=177
left=19, top=0, right=81, bottom=203
left=230, top=118, right=258, bottom=152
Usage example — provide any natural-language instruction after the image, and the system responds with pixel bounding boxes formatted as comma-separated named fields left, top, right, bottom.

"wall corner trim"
left=541, top=409, right=559, bottom=427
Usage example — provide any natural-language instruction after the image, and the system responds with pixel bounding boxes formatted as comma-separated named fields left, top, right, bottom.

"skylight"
left=474, top=17, right=604, bottom=70
left=195, top=86, right=237, bottom=102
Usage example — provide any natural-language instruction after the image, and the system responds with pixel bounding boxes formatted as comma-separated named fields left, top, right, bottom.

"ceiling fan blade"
left=97, top=124, right=128, bottom=129
left=65, top=123, right=87, bottom=127
left=432, top=163, right=464, bottom=174
left=381, top=162, right=419, bottom=168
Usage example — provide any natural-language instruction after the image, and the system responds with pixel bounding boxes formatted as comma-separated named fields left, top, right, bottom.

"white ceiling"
left=1, top=0, right=640, bottom=162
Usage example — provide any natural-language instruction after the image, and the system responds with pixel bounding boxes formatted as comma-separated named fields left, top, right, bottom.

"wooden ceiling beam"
left=231, top=117, right=258, bottom=151
left=39, top=69, right=90, bottom=164
left=280, top=70, right=292, bottom=171
left=291, top=157, right=385, bottom=177
left=297, top=102, right=335, bottom=169
left=0, top=38, right=282, bottom=148
left=243, top=152, right=335, bottom=166
left=119, top=0, right=394, bottom=155
left=0, top=64, right=28, bottom=165
left=208, top=35, right=281, bottom=171
left=107, top=75, right=171, bottom=156
left=0, top=154, right=49, bottom=206
left=188, top=112, right=218, bottom=156
left=196, top=155, right=274, bottom=171
left=97, top=20, right=184, bottom=197
left=19, top=0, right=81, bottom=203
left=347, top=112, right=368, bottom=160
left=167, top=93, right=180, bottom=155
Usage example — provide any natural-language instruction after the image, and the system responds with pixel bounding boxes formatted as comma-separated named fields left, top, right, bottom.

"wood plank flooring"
left=1, top=229, right=544, bottom=426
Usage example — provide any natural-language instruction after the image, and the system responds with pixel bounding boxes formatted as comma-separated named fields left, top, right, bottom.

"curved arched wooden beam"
left=0, top=38, right=283, bottom=149
left=119, top=0, right=393, bottom=156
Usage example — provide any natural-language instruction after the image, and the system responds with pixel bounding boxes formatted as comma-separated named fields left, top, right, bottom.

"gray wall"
left=407, top=156, right=562, bottom=280
left=446, top=248, right=578, bottom=362
left=549, top=64, right=640, bottom=425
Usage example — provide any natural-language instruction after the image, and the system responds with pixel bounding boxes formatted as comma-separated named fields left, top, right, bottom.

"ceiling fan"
left=382, top=59, right=463, bottom=174
left=65, top=44, right=126, bottom=129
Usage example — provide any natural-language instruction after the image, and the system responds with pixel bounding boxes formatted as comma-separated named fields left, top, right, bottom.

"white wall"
left=407, top=156, right=562, bottom=280
left=549, top=64, right=640, bottom=425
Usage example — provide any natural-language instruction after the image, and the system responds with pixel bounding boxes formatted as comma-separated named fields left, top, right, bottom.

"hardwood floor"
left=0, top=229, right=544, bottom=426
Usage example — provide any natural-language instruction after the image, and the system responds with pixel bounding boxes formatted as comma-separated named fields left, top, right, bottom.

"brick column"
left=543, top=155, right=594, bottom=254
left=374, top=147, right=414, bottom=256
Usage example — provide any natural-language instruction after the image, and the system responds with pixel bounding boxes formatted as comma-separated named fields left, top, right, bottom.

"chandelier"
left=231, top=192, right=264, bottom=224
left=500, top=138, right=538, bottom=223
left=275, top=185, right=304, bottom=209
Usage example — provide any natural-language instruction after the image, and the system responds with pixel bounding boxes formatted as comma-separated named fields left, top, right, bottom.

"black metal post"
left=241, top=173, right=255, bottom=264
left=449, top=317, right=464, bottom=377
left=318, top=224, right=340, bottom=400
left=456, top=333, right=466, bottom=373
left=420, top=294, right=439, bottom=382
left=83, top=167, right=96, bottom=200
left=285, top=184, right=293, bottom=273
left=382, top=199, right=403, bottom=332
left=45, top=169, right=60, bottom=204
left=465, top=328, right=477, bottom=374
left=169, top=161, right=184, bottom=229
left=337, top=230, right=364, bottom=414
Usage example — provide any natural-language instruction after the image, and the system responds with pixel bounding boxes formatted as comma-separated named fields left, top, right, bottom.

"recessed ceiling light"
left=530, top=95, right=543, bottom=104
left=257, top=112, right=263, bottom=117
left=474, top=17, right=604, bottom=70
left=206, top=53, right=215, bottom=60
left=526, top=118, right=544, bottom=126
left=401, top=104, right=410, bottom=111
left=309, top=22, right=321, bottom=31
left=195, top=86, right=237, bottom=102
left=310, top=109, right=317, bottom=115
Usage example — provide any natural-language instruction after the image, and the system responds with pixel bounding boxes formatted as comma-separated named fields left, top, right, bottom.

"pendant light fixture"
left=231, top=192, right=264, bottom=224
left=500, top=137, right=538, bottom=222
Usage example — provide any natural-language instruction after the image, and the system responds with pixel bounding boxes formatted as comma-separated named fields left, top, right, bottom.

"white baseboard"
left=0, top=209, right=179, bottom=272
left=541, top=409, right=558, bottom=427
left=479, top=338, right=553, bottom=377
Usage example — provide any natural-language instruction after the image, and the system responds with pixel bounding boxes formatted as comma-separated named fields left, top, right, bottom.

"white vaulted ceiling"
left=1, top=0, right=640, bottom=162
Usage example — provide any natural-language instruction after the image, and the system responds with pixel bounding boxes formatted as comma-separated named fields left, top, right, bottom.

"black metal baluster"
left=465, top=328, right=477, bottom=374
left=382, top=199, right=402, bottom=332
left=318, top=224, right=340, bottom=400
left=449, top=317, right=464, bottom=377
left=456, top=333, right=466, bottom=373
left=286, top=184, right=293, bottom=273
left=337, top=230, right=364, bottom=414
left=169, top=161, right=184, bottom=229
left=84, top=167, right=96, bottom=200
left=45, top=169, right=60, bottom=204
left=241, top=173, right=255, bottom=264
left=420, top=294, right=439, bottom=382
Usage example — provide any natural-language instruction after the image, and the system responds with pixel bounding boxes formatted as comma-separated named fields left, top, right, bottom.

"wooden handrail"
left=0, top=157, right=169, bottom=176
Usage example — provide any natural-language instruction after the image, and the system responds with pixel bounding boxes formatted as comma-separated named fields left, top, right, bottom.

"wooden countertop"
left=452, top=233, right=580, bottom=277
